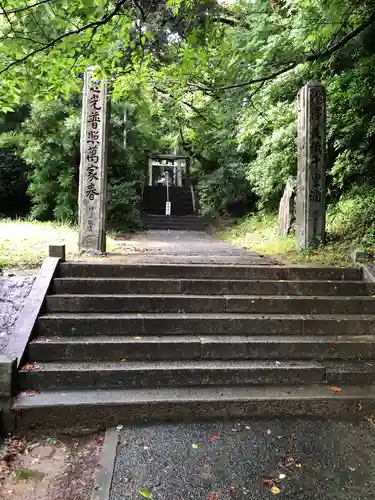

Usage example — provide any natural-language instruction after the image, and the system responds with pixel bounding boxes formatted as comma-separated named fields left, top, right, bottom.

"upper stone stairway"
left=141, top=186, right=206, bottom=230
left=13, top=262, right=375, bottom=430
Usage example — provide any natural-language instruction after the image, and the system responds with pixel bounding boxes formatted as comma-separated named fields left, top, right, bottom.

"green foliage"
left=221, top=213, right=353, bottom=267
left=197, top=162, right=255, bottom=217
left=0, top=95, right=160, bottom=227
left=0, top=100, right=81, bottom=221
left=0, top=106, right=30, bottom=216
left=326, top=187, right=375, bottom=250
left=1, top=0, right=375, bottom=241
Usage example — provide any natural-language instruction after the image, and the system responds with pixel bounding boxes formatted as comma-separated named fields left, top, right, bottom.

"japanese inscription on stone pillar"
left=296, top=81, right=326, bottom=249
left=78, top=69, right=108, bottom=253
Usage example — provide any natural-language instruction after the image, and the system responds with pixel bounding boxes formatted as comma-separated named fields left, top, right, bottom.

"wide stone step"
left=142, top=226, right=206, bottom=231
left=52, top=278, right=375, bottom=296
left=141, top=224, right=204, bottom=228
left=45, top=294, right=375, bottom=314
left=27, top=335, right=375, bottom=362
left=12, top=385, right=375, bottom=430
left=141, top=220, right=204, bottom=224
left=115, top=255, right=265, bottom=265
left=58, top=263, right=362, bottom=280
left=36, top=313, right=375, bottom=336
left=18, top=360, right=329, bottom=389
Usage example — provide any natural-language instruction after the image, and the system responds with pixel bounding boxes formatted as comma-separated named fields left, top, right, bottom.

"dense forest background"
left=1, top=0, right=375, bottom=246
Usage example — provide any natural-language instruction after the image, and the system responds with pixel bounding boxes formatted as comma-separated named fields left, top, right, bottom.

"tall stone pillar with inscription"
left=78, top=68, right=108, bottom=253
left=296, top=80, right=326, bottom=250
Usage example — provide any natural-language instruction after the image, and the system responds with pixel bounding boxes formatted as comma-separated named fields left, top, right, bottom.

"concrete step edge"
left=58, top=263, right=360, bottom=271
left=19, top=360, right=328, bottom=372
left=45, top=294, right=375, bottom=300
left=52, top=278, right=368, bottom=284
left=37, top=313, right=375, bottom=320
left=29, top=334, right=375, bottom=344
left=13, top=385, right=375, bottom=409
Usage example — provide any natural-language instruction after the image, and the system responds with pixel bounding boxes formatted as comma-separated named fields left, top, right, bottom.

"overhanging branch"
left=0, top=0, right=129, bottom=75
left=0, top=0, right=57, bottom=15
left=208, top=8, right=375, bottom=92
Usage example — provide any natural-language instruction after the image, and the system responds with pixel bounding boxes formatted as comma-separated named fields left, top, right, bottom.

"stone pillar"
left=78, top=68, right=108, bottom=254
left=296, top=81, right=326, bottom=249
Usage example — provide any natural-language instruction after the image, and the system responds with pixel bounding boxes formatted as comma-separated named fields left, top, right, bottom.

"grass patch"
left=219, top=213, right=354, bottom=266
left=13, top=467, right=45, bottom=482
left=0, top=218, right=120, bottom=270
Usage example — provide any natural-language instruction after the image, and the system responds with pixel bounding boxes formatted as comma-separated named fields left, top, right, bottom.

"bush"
left=107, top=181, right=142, bottom=229
left=197, top=163, right=256, bottom=217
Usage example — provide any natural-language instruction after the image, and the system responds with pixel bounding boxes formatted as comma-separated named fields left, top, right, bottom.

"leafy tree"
left=2, top=0, right=375, bottom=237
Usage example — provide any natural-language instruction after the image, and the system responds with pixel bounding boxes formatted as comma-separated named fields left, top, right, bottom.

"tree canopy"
left=1, top=0, right=375, bottom=242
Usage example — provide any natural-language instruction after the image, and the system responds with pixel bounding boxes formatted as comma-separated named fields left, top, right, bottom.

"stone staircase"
left=142, top=186, right=194, bottom=216
left=12, top=262, right=375, bottom=430
left=141, top=214, right=207, bottom=231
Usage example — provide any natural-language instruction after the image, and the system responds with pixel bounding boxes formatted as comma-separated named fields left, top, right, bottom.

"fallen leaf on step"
left=191, top=443, right=200, bottom=449
left=139, top=487, right=152, bottom=498
left=331, top=339, right=339, bottom=345
left=271, top=486, right=281, bottom=495
left=137, top=314, right=144, bottom=317
left=19, top=390, right=40, bottom=397
left=262, top=478, right=274, bottom=485
left=295, top=463, right=302, bottom=468
left=330, top=386, right=343, bottom=393
left=208, top=433, right=220, bottom=442
left=282, top=455, right=297, bottom=467
left=22, top=363, right=41, bottom=371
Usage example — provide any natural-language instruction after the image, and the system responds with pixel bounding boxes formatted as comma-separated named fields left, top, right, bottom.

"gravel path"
left=110, top=419, right=375, bottom=500
left=0, top=275, right=35, bottom=354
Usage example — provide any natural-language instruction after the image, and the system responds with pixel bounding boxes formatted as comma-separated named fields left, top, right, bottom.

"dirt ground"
left=0, top=432, right=103, bottom=500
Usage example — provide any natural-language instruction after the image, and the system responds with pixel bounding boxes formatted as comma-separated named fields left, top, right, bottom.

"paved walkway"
left=107, top=230, right=272, bottom=265
left=110, top=419, right=375, bottom=500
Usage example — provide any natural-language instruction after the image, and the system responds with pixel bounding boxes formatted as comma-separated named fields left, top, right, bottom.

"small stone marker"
left=49, top=244, right=66, bottom=260
left=78, top=68, right=108, bottom=254
left=278, top=179, right=294, bottom=236
left=296, top=81, right=326, bottom=249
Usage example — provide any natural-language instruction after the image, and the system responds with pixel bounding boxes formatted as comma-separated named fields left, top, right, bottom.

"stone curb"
left=1, top=245, right=65, bottom=434
left=5, top=247, right=65, bottom=367
left=91, top=428, right=120, bottom=500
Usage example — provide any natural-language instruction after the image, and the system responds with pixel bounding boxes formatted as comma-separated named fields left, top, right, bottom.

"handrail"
left=190, top=185, right=196, bottom=213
